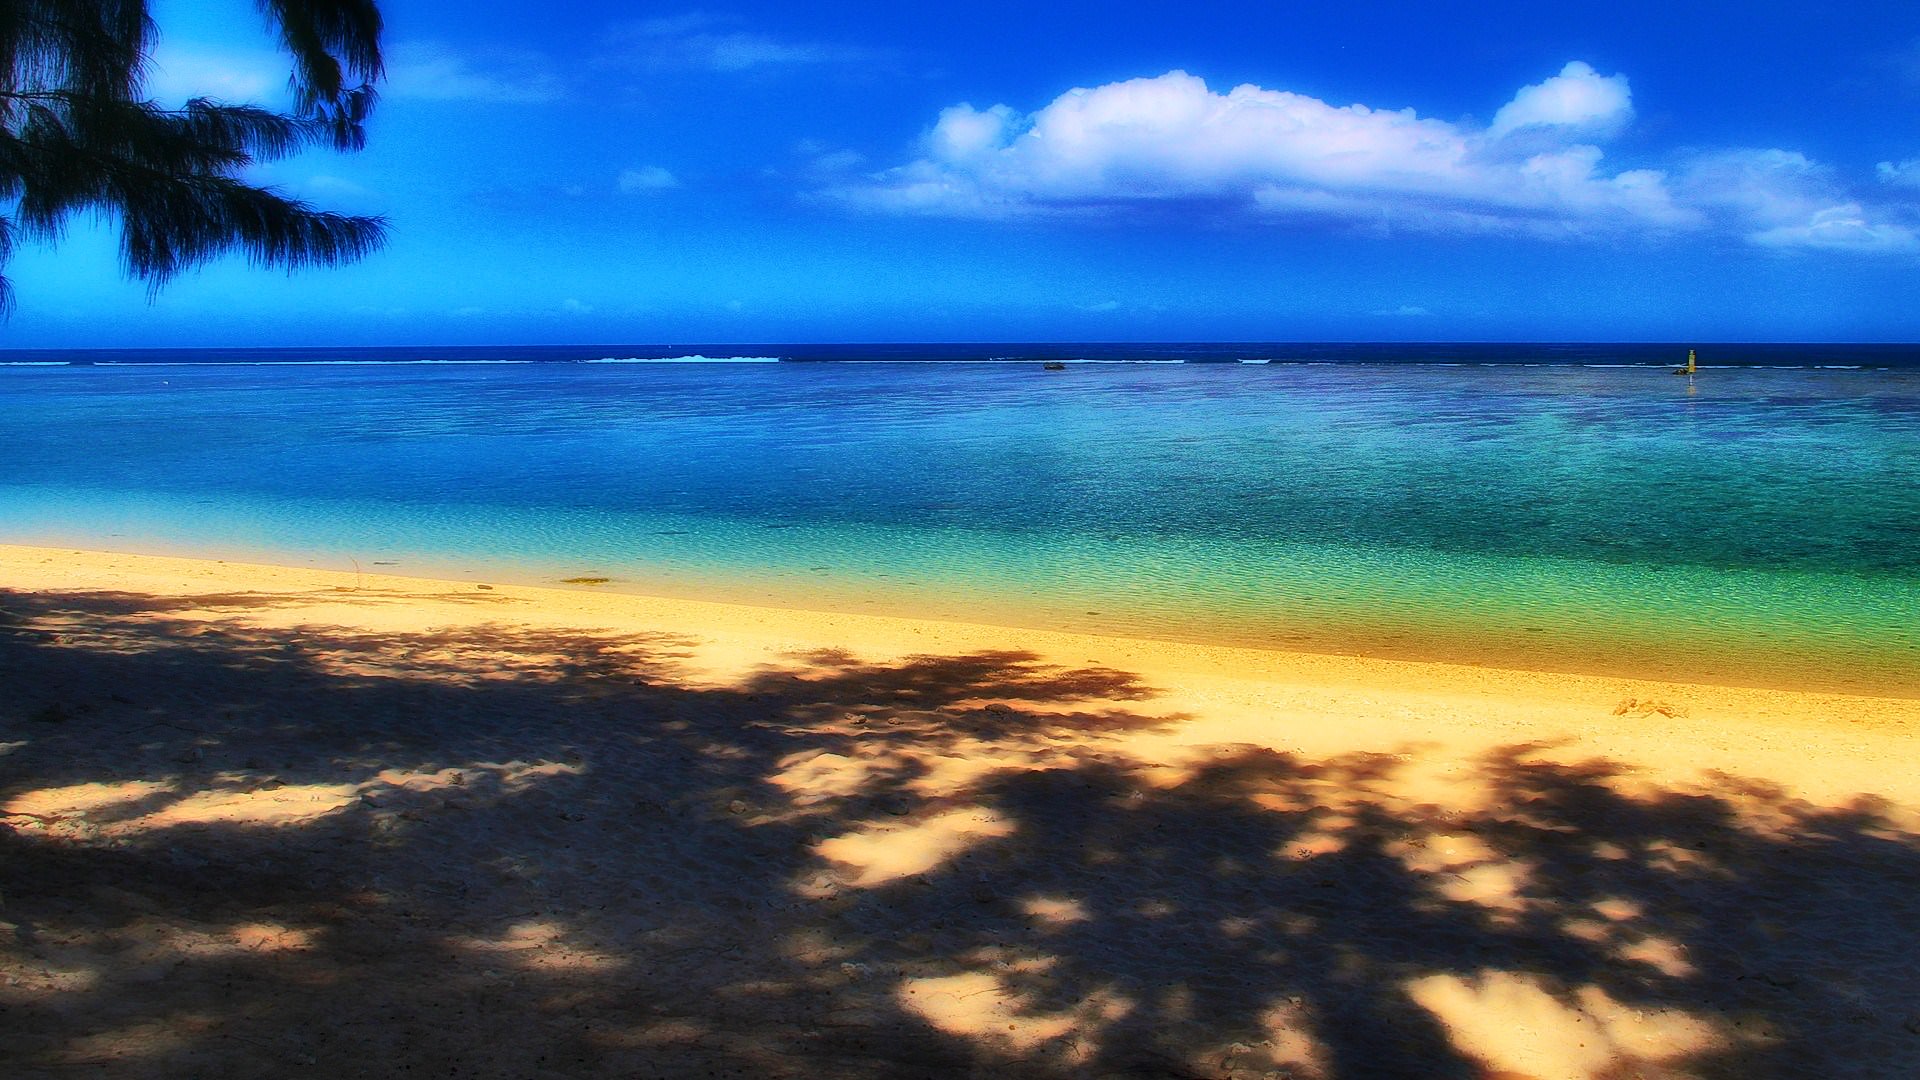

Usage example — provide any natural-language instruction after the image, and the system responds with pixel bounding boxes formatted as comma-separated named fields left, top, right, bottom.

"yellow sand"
left=3, top=543, right=1918, bottom=1079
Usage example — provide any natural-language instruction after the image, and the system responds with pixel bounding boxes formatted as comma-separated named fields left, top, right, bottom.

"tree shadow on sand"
left=2, top=586, right=1919, bottom=1078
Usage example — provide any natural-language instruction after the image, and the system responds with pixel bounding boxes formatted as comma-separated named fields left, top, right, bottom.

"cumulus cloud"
left=1749, top=205, right=1920, bottom=252
left=840, top=68, right=1697, bottom=236
left=387, top=42, right=568, bottom=104
left=836, top=64, right=1920, bottom=256
left=1879, top=159, right=1920, bottom=188
left=840, top=67, right=1686, bottom=239
left=618, top=166, right=680, bottom=192
left=1487, top=61, right=1632, bottom=139
left=1678, top=149, right=1831, bottom=214
left=1679, top=149, right=1919, bottom=253
left=928, top=104, right=1021, bottom=161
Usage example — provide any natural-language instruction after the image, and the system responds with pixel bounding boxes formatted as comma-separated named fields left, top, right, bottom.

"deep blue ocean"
left=4, top=341, right=1919, bottom=367
left=3, top=343, right=1917, bottom=695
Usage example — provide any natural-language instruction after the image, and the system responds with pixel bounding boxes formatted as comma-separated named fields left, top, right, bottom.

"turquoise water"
left=3, top=354, right=1917, bottom=694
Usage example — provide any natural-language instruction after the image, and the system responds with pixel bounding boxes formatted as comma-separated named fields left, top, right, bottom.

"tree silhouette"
left=0, top=0, right=386, bottom=314
left=6, top=583, right=1920, bottom=1077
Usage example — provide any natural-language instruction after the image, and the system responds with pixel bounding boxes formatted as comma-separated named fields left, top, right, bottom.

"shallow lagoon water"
left=3, top=355, right=1917, bottom=695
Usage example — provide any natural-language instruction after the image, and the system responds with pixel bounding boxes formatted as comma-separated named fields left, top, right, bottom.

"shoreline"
left=8, top=533, right=1917, bottom=702
left=6, top=542, right=1918, bottom=799
left=7, top=542, right=1920, bottom=1076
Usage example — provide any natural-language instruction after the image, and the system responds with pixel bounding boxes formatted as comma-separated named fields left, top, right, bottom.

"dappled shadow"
left=3, top=586, right=1919, bottom=1078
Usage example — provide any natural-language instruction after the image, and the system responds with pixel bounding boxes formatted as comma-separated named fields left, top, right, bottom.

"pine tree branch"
left=1, top=0, right=387, bottom=314
left=256, top=0, right=383, bottom=149
left=3, top=100, right=386, bottom=299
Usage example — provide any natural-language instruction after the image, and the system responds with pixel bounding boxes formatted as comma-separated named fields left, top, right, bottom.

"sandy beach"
left=4, top=543, right=1919, bottom=1078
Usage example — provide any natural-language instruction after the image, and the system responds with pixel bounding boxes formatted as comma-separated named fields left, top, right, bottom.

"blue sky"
left=8, top=0, right=1920, bottom=346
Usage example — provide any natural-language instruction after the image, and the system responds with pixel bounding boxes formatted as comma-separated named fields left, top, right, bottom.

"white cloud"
left=929, top=104, right=1020, bottom=160
left=1373, top=305, right=1432, bottom=317
left=604, top=14, right=870, bottom=73
left=1678, top=149, right=1919, bottom=253
left=1879, top=159, right=1920, bottom=188
left=618, top=166, right=680, bottom=192
left=839, top=66, right=1920, bottom=257
left=386, top=42, right=567, bottom=104
left=1487, top=61, right=1632, bottom=139
left=1749, top=204, right=1919, bottom=252
left=145, top=44, right=282, bottom=105
left=561, top=298, right=593, bottom=314
left=1677, top=149, right=1832, bottom=220
left=842, top=67, right=1688, bottom=238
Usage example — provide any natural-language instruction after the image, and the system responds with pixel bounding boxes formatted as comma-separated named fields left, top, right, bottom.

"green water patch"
left=7, top=487, right=1913, bottom=697
left=575, top=513, right=1920, bottom=697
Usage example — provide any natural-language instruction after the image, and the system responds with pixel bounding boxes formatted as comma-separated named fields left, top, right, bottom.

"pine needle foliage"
left=0, top=0, right=387, bottom=315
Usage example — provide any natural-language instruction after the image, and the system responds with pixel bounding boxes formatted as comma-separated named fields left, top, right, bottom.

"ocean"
left=3, top=343, right=1917, bottom=695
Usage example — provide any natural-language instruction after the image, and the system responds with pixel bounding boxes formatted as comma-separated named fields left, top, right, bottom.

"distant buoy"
left=1673, top=348, right=1697, bottom=376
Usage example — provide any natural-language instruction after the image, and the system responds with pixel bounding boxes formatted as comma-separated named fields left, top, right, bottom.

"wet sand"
left=4, top=544, right=1919, bottom=1078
